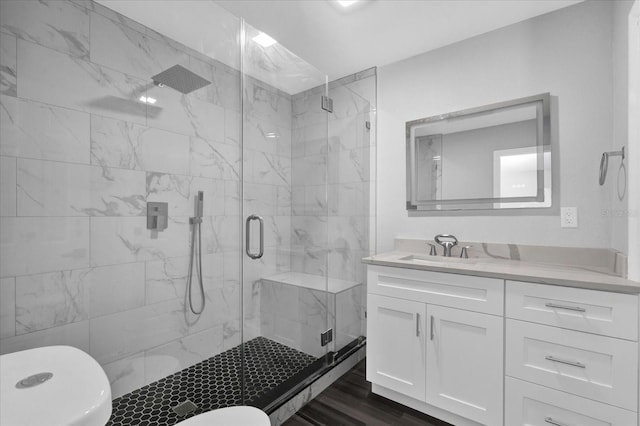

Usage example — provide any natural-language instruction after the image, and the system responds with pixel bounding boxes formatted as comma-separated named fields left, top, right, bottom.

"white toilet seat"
left=175, top=406, right=270, bottom=426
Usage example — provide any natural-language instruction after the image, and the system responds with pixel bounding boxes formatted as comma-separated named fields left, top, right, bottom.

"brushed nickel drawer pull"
left=545, top=417, right=569, bottom=426
left=430, top=315, right=434, bottom=340
left=545, top=302, right=586, bottom=312
left=416, top=313, right=420, bottom=337
left=545, top=355, right=586, bottom=368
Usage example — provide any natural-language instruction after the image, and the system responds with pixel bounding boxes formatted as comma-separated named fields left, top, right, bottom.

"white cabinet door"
left=366, top=294, right=427, bottom=401
left=426, top=305, right=503, bottom=426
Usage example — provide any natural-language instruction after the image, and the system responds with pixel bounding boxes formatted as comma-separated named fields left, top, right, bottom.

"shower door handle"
left=245, top=214, right=264, bottom=259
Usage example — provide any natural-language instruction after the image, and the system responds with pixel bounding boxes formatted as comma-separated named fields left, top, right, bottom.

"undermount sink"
left=0, top=345, right=112, bottom=426
left=399, top=254, right=479, bottom=264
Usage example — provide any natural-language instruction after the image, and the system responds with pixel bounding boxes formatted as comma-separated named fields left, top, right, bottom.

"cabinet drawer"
left=368, top=265, right=503, bottom=315
left=506, top=280, right=638, bottom=340
left=505, top=377, right=637, bottom=426
left=506, top=319, right=638, bottom=411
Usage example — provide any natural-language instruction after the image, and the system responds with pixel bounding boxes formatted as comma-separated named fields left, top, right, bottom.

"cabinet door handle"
left=545, top=355, right=586, bottom=369
left=430, top=315, right=434, bottom=340
left=544, top=417, right=569, bottom=426
left=416, top=313, right=420, bottom=337
left=545, top=302, right=586, bottom=312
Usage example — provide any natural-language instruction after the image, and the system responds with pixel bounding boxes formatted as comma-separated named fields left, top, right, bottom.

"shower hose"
left=187, top=217, right=205, bottom=315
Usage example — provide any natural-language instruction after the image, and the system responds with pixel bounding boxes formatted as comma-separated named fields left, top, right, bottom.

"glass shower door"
left=240, top=20, right=330, bottom=409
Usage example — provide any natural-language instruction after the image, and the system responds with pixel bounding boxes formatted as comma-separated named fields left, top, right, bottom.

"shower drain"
left=172, top=400, right=198, bottom=416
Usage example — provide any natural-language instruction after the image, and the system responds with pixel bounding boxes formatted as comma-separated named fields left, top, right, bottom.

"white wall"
left=628, top=0, right=640, bottom=281
left=610, top=1, right=634, bottom=255
left=377, top=1, right=616, bottom=253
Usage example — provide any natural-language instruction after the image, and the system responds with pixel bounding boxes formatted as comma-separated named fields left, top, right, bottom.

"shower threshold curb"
left=268, top=344, right=367, bottom=426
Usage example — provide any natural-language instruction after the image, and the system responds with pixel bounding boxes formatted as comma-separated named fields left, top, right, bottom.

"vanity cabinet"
left=367, top=265, right=504, bottom=426
left=366, top=265, right=640, bottom=426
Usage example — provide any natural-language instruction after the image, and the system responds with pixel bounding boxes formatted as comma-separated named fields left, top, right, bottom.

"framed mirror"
left=406, top=93, right=552, bottom=211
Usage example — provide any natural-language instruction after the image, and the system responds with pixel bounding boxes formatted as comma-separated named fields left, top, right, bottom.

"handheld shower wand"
left=187, top=191, right=205, bottom=315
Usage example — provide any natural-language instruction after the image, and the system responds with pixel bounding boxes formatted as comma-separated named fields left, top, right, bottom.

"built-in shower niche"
left=259, top=272, right=363, bottom=358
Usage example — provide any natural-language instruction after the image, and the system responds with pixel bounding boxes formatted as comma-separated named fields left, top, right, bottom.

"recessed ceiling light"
left=336, top=0, right=359, bottom=7
left=252, top=32, right=277, bottom=48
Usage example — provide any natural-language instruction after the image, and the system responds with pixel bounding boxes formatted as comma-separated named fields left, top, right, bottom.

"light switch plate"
left=561, top=207, right=578, bottom=228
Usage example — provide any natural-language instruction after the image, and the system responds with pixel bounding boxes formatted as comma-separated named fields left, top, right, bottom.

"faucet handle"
left=427, top=243, right=437, bottom=256
left=460, top=245, right=472, bottom=259
left=434, top=234, right=458, bottom=246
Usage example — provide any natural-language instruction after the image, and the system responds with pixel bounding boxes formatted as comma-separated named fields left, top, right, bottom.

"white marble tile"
left=190, top=137, right=240, bottom=180
left=292, top=90, right=326, bottom=129
left=0, top=320, right=89, bottom=356
left=243, top=183, right=277, bottom=216
left=0, top=0, right=90, bottom=58
left=90, top=216, right=188, bottom=267
left=225, top=109, right=241, bottom=146
left=292, top=154, right=327, bottom=186
left=15, top=270, right=89, bottom=335
left=88, top=262, right=145, bottom=318
left=250, top=152, right=291, bottom=186
left=264, top=215, right=291, bottom=249
left=0, top=217, right=90, bottom=277
left=223, top=251, right=241, bottom=287
left=329, top=216, right=369, bottom=253
left=89, top=298, right=186, bottom=364
left=16, top=160, right=145, bottom=216
left=102, top=353, right=145, bottom=399
left=244, top=78, right=292, bottom=129
left=328, top=182, right=367, bottom=217
left=276, top=186, right=291, bottom=216
left=224, top=180, right=240, bottom=216
left=200, top=215, right=240, bottom=254
left=0, top=156, right=16, bottom=216
left=0, top=277, right=15, bottom=339
left=145, top=256, right=189, bottom=305
left=189, top=56, right=241, bottom=111
left=87, top=1, right=148, bottom=35
left=336, top=147, right=370, bottom=184
left=17, top=40, right=147, bottom=124
left=146, top=85, right=225, bottom=141
left=90, top=12, right=189, bottom=81
left=329, top=116, right=358, bottom=152
left=146, top=174, right=224, bottom=217
left=243, top=114, right=291, bottom=155
left=144, top=326, right=223, bottom=385
left=0, top=34, right=17, bottom=96
left=17, top=158, right=90, bottom=216
left=89, top=166, right=147, bottom=216
left=1, top=95, right=90, bottom=163
left=91, top=115, right=189, bottom=174
left=329, top=84, right=370, bottom=120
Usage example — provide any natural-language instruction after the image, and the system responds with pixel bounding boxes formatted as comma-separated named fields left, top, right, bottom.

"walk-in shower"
left=0, top=1, right=375, bottom=425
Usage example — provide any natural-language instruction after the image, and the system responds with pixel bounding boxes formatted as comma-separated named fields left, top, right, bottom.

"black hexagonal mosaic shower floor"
left=107, top=337, right=317, bottom=426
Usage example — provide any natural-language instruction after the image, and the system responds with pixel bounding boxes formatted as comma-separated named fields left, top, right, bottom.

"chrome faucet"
left=434, top=234, right=458, bottom=257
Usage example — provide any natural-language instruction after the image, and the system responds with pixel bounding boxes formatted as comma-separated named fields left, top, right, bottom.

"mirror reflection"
left=406, top=93, right=551, bottom=211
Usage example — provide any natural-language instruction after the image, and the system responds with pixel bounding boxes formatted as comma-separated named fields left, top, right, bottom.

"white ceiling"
left=97, top=0, right=581, bottom=92
left=215, top=0, right=582, bottom=80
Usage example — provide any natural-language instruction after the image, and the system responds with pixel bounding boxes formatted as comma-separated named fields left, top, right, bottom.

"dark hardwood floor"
left=282, top=360, right=453, bottom=426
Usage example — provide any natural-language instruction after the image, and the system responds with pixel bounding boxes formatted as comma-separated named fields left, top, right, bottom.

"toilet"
left=175, top=406, right=271, bottom=426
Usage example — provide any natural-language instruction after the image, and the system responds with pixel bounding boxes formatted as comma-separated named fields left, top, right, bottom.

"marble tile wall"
left=0, top=0, right=375, bottom=403
left=289, top=71, right=376, bottom=345
left=0, top=0, right=245, bottom=399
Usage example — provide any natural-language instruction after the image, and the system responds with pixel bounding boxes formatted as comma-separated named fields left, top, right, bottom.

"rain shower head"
left=151, top=65, right=211, bottom=95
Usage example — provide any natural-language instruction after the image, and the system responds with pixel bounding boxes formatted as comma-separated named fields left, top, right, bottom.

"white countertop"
left=363, top=251, right=640, bottom=294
